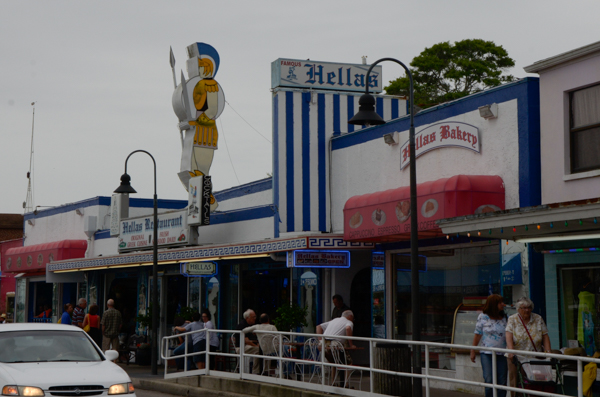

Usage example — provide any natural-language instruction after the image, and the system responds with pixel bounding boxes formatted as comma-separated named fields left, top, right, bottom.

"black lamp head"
left=114, top=173, right=137, bottom=194
left=348, top=93, right=386, bottom=126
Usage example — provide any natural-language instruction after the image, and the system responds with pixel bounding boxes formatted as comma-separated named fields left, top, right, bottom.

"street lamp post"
left=114, top=150, right=159, bottom=375
left=349, top=58, right=422, bottom=397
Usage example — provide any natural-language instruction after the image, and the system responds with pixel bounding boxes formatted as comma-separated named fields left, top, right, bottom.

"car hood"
left=0, top=361, right=131, bottom=388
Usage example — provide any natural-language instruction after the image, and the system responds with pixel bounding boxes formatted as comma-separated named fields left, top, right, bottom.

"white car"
left=0, top=323, right=135, bottom=397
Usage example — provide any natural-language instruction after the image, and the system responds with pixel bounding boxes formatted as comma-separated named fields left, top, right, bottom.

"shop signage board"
left=181, top=261, right=217, bottom=277
left=400, top=122, right=481, bottom=170
left=287, top=250, right=350, bottom=268
left=502, top=253, right=523, bottom=285
left=272, top=58, right=383, bottom=93
left=187, top=175, right=211, bottom=226
left=372, top=252, right=385, bottom=268
left=343, top=175, right=505, bottom=242
left=393, top=254, right=427, bottom=272
left=118, top=209, right=198, bottom=252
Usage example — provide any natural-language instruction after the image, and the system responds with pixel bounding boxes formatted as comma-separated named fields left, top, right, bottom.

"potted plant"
left=273, top=303, right=308, bottom=332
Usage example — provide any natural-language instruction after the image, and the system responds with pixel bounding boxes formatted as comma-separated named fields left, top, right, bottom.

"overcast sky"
left=2, top=1, right=599, bottom=214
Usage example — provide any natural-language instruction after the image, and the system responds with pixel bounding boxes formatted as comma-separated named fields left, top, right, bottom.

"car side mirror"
left=104, top=350, right=119, bottom=361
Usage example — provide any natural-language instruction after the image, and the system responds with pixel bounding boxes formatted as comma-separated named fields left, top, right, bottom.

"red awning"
left=4, top=240, right=87, bottom=274
left=343, top=175, right=505, bottom=242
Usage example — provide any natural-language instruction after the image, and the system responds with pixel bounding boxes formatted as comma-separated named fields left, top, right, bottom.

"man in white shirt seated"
left=243, top=313, right=279, bottom=374
left=316, top=310, right=355, bottom=365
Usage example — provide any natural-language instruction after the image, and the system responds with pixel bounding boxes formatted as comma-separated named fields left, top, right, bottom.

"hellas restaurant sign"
left=118, top=209, right=198, bottom=252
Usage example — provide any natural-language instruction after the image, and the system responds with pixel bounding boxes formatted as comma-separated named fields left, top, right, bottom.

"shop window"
left=570, top=84, right=600, bottom=173
left=393, top=244, right=501, bottom=370
left=559, top=265, right=600, bottom=355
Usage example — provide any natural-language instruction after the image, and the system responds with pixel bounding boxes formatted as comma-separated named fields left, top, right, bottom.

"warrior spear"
left=170, top=47, right=184, bottom=148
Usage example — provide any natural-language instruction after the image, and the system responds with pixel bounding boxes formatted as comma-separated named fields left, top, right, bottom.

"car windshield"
left=0, top=330, right=103, bottom=363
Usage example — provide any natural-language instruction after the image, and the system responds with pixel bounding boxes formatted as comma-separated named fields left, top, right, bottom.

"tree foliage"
left=385, top=39, right=515, bottom=108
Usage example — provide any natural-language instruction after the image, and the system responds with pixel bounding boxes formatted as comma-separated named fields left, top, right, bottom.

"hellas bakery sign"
left=400, top=122, right=480, bottom=169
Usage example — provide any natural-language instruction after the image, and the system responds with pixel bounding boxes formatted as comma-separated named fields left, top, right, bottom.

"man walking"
left=72, top=298, right=87, bottom=328
left=331, top=295, right=351, bottom=319
left=101, top=299, right=122, bottom=353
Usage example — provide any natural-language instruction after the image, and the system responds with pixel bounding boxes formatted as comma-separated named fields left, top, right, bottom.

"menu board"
left=451, top=306, right=516, bottom=353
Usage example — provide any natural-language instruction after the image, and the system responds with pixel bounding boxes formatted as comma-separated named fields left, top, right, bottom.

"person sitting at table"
left=235, top=309, right=260, bottom=374
left=317, top=310, right=355, bottom=385
left=243, top=313, right=278, bottom=374
left=317, top=310, right=355, bottom=379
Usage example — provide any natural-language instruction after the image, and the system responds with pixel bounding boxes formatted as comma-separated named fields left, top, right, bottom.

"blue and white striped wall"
left=272, top=88, right=406, bottom=235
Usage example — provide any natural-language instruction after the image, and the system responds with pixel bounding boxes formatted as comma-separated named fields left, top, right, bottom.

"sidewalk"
left=119, top=363, right=475, bottom=397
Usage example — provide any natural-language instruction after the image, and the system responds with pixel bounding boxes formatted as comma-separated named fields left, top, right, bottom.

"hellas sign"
left=272, top=58, right=383, bottom=93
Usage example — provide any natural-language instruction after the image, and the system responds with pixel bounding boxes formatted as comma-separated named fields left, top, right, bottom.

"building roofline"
left=524, top=40, right=600, bottom=73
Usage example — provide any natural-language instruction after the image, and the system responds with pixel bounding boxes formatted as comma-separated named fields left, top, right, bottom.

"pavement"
left=119, top=363, right=475, bottom=397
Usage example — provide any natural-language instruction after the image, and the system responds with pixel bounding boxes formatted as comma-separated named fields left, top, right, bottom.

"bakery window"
left=570, top=83, right=600, bottom=173
left=392, top=243, right=501, bottom=370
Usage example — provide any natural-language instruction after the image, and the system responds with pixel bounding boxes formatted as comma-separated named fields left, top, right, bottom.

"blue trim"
left=273, top=93, right=280, bottom=238
left=24, top=196, right=186, bottom=221
left=209, top=205, right=276, bottom=225
left=302, top=92, right=311, bottom=231
left=318, top=94, right=326, bottom=232
left=213, top=178, right=272, bottom=202
left=347, top=95, right=354, bottom=133
left=519, top=79, right=541, bottom=207
left=333, top=94, right=340, bottom=134
left=285, top=91, right=295, bottom=232
left=392, top=98, right=399, bottom=120
left=95, top=229, right=112, bottom=240
left=332, top=78, right=542, bottom=208
left=376, top=97, right=384, bottom=119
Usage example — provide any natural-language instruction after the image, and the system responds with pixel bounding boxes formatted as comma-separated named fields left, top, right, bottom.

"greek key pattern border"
left=49, top=237, right=308, bottom=271
left=308, top=237, right=374, bottom=249
left=48, top=235, right=373, bottom=272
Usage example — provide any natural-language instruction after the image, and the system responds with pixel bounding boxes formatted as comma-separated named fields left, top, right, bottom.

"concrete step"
left=134, top=376, right=332, bottom=397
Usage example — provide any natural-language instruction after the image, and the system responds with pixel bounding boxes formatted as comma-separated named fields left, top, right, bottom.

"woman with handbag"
left=83, top=304, right=103, bottom=347
left=505, top=297, right=551, bottom=392
left=470, top=294, right=509, bottom=397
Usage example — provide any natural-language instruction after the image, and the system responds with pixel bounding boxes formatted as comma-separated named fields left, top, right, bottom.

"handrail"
left=161, top=328, right=598, bottom=397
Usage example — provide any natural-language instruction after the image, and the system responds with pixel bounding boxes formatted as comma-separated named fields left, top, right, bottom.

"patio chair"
left=272, top=335, right=293, bottom=378
left=300, top=337, right=322, bottom=383
left=329, top=340, right=362, bottom=389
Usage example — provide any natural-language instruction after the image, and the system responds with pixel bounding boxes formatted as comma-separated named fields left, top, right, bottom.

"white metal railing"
left=161, top=328, right=600, bottom=397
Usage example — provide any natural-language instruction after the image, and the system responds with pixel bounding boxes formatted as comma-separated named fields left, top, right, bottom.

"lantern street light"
left=349, top=58, right=422, bottom=397
left=114, top=150, right=159, bottom=375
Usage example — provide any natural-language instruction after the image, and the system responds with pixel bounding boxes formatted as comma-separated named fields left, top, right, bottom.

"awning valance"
left=4, top=240, right=87, bottom=274
left=343, top=175, right=505, bottom=242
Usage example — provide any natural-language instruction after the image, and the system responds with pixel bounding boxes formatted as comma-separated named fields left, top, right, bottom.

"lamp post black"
left=114, top=150, right=159, bottom=375
left=349, top=58, right=421, bottom=397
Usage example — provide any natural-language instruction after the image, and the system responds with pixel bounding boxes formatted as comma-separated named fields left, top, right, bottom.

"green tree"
left=385, top=39, right=515, bottom=108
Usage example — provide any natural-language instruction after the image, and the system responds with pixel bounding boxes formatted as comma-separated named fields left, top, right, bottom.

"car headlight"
left=107, top=383, right=134, bottom=395
left=2, top=386, right=45, bottom=396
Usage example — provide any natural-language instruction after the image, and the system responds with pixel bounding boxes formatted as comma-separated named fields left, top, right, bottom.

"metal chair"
left=300, top=337, right=322, bottom=383
left=272, top=335, right=292, bottom=378
left=329, top=340, right=362, bottom=389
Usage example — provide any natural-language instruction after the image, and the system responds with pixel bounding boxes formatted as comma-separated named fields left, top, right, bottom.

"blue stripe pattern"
left=347, top=95, right=354, bottom=133
left=392, top=98, right=399, bottom=120
left=273, top=89, right=405, bottom=234
left=333, top=95, right=340, bottom=134
left=318, top=94, right=326, bottom=231
left=286, top=91, right=295, bottom=231
left=273, top=95, right=280, bottom=238
left=302, top=92, right=311, bottom=231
